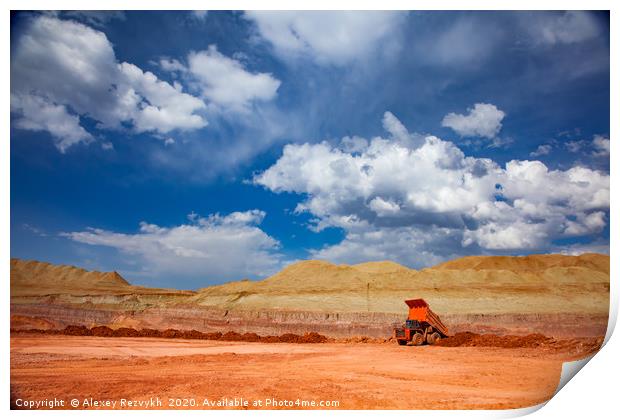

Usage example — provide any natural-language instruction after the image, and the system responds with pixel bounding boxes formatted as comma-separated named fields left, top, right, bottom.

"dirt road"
left=11, top=335, right=579, bottom=410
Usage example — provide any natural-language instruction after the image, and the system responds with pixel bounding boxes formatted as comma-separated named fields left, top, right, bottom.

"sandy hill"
left=353, top=261, right=413, bottom=274
left=190, top=255, right=609, bottom=315
left=10, top=258, right=193, bottom=299
left=11, top=254, right=609, bottom=316
left=11, top=259, right=132, bottom=295
left=432, top=253, right=609, bottom=274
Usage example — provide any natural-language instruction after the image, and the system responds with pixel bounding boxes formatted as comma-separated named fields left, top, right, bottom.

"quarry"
left=10, top=253, right=610, bottom=409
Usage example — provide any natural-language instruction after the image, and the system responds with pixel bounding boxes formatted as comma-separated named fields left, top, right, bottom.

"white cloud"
left=64, top=210, right=283, bottom=281
left=560, top=240, right=610, bottom=256
left=382, top=111, right=408, bottom=141
left=538, top=11, right=601, bottom=45
left=592, top=135, right=610, bottom=157
left=563, top=211, right=607, bottom=236
left=441, top=103, right=506, bottom=139
left=429, top=17, right=500, bottom=66
left=369, top=197, right=401, bottom=217
left=255, top=113, right=609, bottom=265
left=10, top=93, right=93, bottom=153
left=462, top=218, right=551, bottom=250
left=186, top=45, right=281, bottom=112
left=23, top=223, right=48, bottom=237
left=11, top=15, right=207, bottom=152
left=530, top=144, right=553, bottom=157
left=101, top=142, right=114, bottom=151
left=312, top=227, right=459, bottom=268
left=564, top=135, right=609, bottom=158
left=488, top=136, right=514, bottom=149
left=244, top=11, right=405, bottom=66
left=566, top=139, right=586, bottom=153
left=118, top=62, right=206, bottom=132
left=340, top=136, right=368, bottom=154
left=159, top=57, right=186, bottom=73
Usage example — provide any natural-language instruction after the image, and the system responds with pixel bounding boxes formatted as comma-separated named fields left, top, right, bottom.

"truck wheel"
left=411, top=333, right=424, bottom=346
left=427, top=332, right=441, bottom=345
left=397, top=339, right=407, bottom=346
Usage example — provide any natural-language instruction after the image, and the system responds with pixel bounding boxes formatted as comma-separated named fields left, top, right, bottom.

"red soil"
left=11, top=335, right=598, bottom=410
left=436, top=331, right=603, bottom=354
left=11, top=326, right=603, bottom=353
left=12, top=325, right=329, bottom=344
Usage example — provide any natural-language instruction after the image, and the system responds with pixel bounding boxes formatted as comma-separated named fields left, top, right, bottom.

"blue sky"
left=10, top=11, right=610, bottom=288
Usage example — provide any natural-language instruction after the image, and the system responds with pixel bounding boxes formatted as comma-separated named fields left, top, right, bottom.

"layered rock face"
left=10, top=254, right=610, bottom=338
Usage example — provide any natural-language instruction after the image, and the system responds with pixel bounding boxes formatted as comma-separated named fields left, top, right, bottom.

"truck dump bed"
left=405, top=299, right=449, bottom=337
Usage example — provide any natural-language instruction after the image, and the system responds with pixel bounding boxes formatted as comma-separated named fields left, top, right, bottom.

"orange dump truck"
left=393, top=298, right=449, bottom=346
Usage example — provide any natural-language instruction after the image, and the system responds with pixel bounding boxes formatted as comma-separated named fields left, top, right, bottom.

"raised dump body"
left=394, top=298, right=449, bottom=346
left=405, top=299, right=449, bottom=337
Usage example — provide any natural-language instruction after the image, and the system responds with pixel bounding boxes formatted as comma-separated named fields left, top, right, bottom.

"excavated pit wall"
left=10, top=303, right=609, bottom=338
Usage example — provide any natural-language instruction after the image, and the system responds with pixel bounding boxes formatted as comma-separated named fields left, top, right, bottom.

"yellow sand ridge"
left=11, top=254, right=610, bottom=315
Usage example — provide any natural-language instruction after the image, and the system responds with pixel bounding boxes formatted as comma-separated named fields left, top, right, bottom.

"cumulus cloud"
left=564, top=135, right=610, bottom=158
left=159, top=57, right=186, bottom=73
left=537, top=11, right=601, bottom=45
left=186, top=45, right=281, bottom=112
left=157, top=45, right=282, bottom=113
left=118, top=62, right=206, bottom=132
left=255, top=113, right=609, bottom=266
left=11, top=15, right=207, bottom=152
left=244, top=11, right=405, bottom=65
left=441, top=103, right=506, bottom=139
left=381, top=112, right=410, bottom=143
left=10, top=93, right=93, bottom=152
left=530, top=144, right=552, bottom=157
left=560, top=240, right=610, bottom=256
left=63, top=210, right=283, bottom=282
left=313, top=227, right=461, bottom=268
left=369, top=197, right=401, bottom=217
left=592, top=135, right=610, bottom=157
left=340, top=136, right=368, bottom=154
left=566, top=139, right=586, bottom=153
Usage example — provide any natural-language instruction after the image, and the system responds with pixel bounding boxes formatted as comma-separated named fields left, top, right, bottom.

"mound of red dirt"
left=241, top=332, right=261, bottom=342
left=91, top=326, right=115, bottom=337
left=435, top=332, right=573, bottom=349
left=137, top=328, right=161, bottom=338
left=62, top=325, right=92, bottom=336
left=12, top=326, right=599, bottom=353
left=12, top=325, right=330, bottom=344
left=112, top=327, right=142, bottom=337
left=300, top=332, right=329, bottom=343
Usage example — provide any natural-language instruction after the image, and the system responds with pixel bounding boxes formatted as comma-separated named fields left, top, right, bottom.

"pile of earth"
left=11, top=325, right=329, bottom=344
left=436, top=332, right=552, bottom=348
left=11, top=326, right=604, bottom=356
left=436, top=331, right=604, bottom=353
